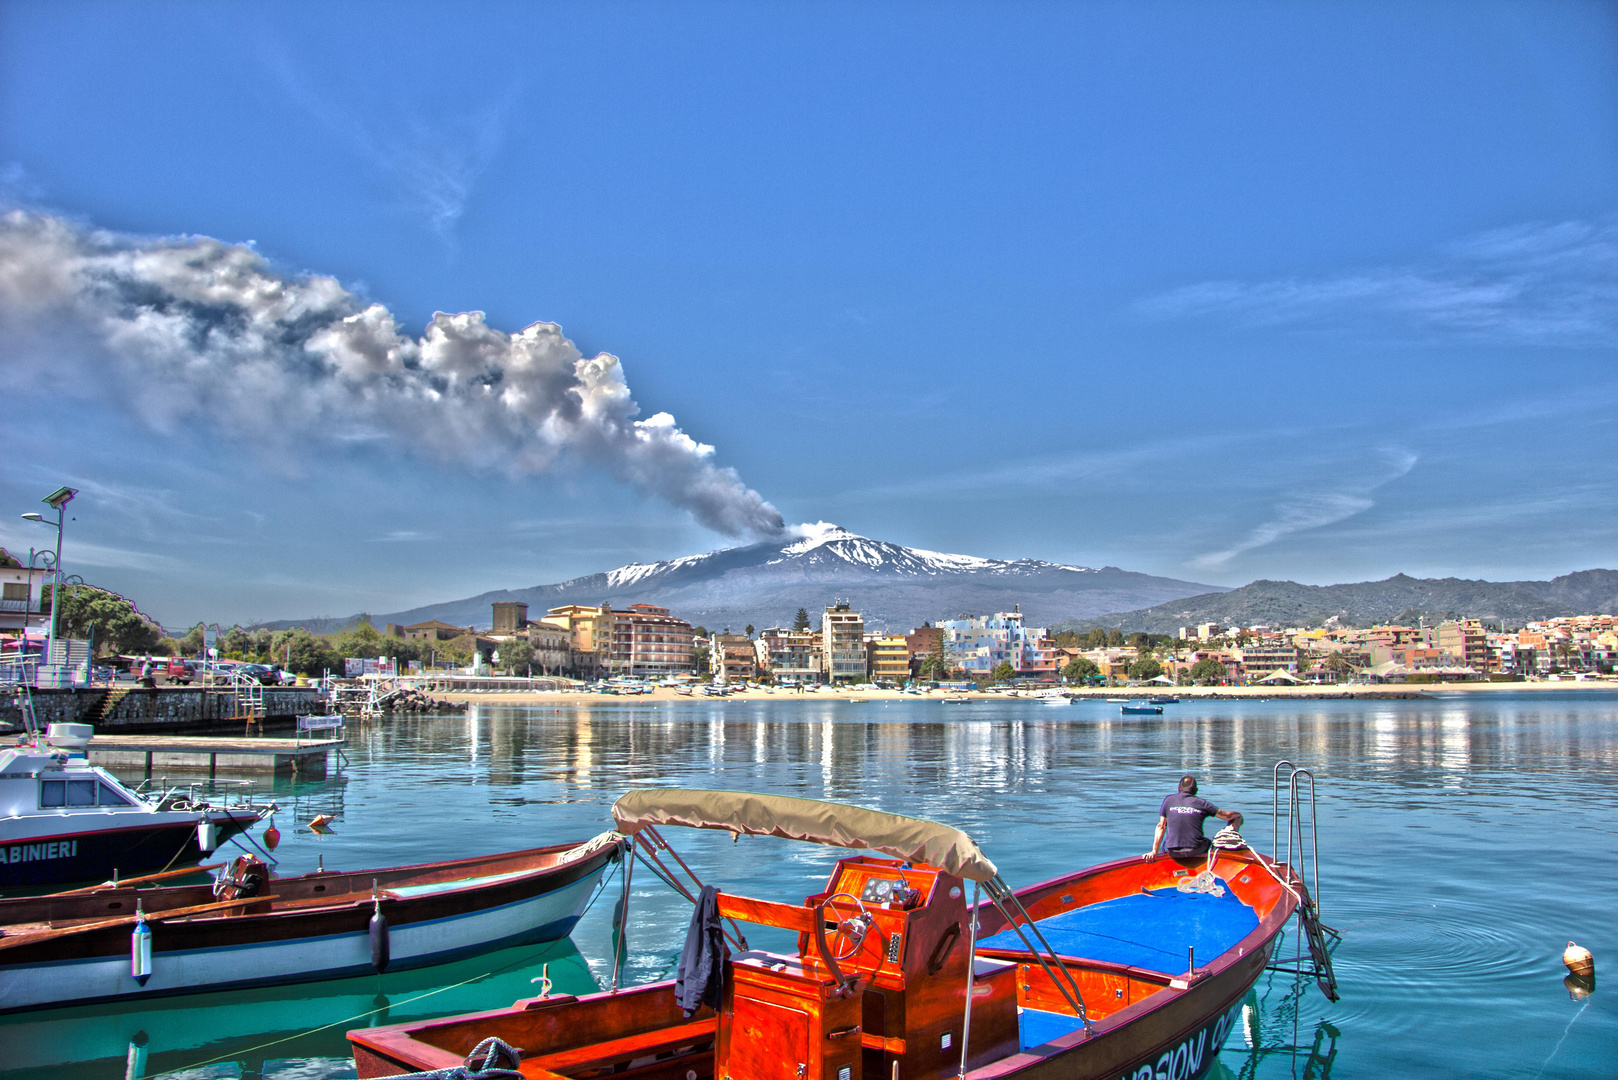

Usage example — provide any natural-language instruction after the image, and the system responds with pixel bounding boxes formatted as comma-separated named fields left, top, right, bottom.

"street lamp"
left=20, top=487, right=77, bottom=684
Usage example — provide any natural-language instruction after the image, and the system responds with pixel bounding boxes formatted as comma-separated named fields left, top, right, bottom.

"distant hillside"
left=260, top=524, right=1222, bottom=634
left=1053, top=570, right=1618, bottom=634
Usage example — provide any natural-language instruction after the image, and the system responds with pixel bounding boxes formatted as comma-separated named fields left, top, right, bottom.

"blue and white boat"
left=0, top=732, right=272, bottom=890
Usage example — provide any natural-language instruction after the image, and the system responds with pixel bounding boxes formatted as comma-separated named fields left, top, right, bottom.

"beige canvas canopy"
left=611, top=788, right=999, bottom=882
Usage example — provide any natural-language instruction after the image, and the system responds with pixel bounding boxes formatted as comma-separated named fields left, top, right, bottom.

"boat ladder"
left=1267, top=760, right=1341, bottom=1002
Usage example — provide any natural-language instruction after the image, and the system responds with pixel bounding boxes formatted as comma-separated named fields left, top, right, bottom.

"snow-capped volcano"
left=344, top=524, right=1224, bottom=633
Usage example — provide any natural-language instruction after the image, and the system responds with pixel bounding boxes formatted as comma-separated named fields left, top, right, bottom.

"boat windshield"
left=611, top=788, right=998, bottom=881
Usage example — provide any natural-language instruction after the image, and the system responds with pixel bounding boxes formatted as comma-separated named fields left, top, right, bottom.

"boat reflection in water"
left=0, top=938, right=598, bottom=1080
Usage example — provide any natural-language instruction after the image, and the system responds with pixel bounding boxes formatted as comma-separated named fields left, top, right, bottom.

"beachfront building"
left=546, top=602, right=697, bottom=678
left=937, top=608, right=1050, bottom=675
left=1437, top=620, right=1491, bottom=671
left=1235, top=644, right=1300, bottom=679
left=524, top=620, right=572, bottom=673
left=399, top=619, right=476, bottom=642
left=755, top=627, right=821, bottom=685
left=866, top=635, right=910, bottom=685
left=711, top=633, right=758, bottom=682
left=822, top=601, right=867, bottom=683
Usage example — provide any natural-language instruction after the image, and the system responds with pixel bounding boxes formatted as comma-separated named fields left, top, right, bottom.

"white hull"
left=0, top=869, right=600, bottom=1012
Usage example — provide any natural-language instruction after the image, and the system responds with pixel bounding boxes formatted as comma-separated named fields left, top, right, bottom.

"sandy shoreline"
left=435, top=680, right=1617, bottom=707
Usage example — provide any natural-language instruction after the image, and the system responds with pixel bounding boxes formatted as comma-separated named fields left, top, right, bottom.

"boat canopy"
left=611, top=788, right=998, bottom=882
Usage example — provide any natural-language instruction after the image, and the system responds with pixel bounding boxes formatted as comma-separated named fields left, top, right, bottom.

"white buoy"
left=196, top=819, right=218, bottom=853
left=130, top=907, right=152, bottom=984
left=1563, top=941, right=1594, bottom=977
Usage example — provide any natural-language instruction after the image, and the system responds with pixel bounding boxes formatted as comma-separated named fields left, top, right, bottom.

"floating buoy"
left=130, top=906, right=152, bottom=984
left=310, top=813, right=334, bottom=828
left=196, top=819, right=218, bottom=854
left=263, top=817, right=281, bottom=850
left=1563, top=941, right=1594, bottom=978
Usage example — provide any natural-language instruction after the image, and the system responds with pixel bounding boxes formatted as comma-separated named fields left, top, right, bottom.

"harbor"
left=0, top=692, right=1610, bottom=1079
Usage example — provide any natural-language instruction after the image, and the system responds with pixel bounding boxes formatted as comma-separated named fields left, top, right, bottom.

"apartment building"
left=546, top=602, right=696, bottom=677
left=1437, top=619, right=1491, bottom=671
left=866, top=635, right=910, bottom=684
left=711, top=633, right=758, bottom=682
left=938, top=608, right=1050, bottom=674
left=755, top=627, right=821, bottom=684
left=822, top=601, right=867, bottom=683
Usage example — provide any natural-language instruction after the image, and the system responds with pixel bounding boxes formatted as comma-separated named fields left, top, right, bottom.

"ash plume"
left=0, top=209, right=784, bottom=538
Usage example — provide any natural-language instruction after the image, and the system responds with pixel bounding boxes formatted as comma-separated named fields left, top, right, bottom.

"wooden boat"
left=0, top=834, right=622, bottom=1013
left=350, top=790, right=1332, bottom=1080
left=1120, top=701, right=1163, bottom=715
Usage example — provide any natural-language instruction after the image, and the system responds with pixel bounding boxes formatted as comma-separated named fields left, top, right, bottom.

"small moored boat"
left=1120, top=701, right=1163, bottom=715
left=0, top=736, right=273, bottom=889
left=349, top=789, right=1335, bottom=1080
left=0, top=835, right=622, bottom=1012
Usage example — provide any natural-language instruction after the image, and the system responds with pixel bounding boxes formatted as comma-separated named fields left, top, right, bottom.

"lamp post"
left=21, top=487, right=78, bottom=685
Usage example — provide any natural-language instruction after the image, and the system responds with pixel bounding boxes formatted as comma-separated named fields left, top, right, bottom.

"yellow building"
left=867, top=635, right=910, bottom=685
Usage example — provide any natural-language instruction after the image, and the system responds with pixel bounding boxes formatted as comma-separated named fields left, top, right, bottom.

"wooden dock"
left=87, top=735, right=343, bottom=777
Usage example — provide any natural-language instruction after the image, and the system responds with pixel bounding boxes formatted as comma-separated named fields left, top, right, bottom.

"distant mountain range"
left=263, top=524, right=1222, bottom=634
left=1052, top=569, right=1618, bottom=634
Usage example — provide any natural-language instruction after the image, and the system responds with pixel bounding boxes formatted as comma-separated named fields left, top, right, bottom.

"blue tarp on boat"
left=977, top=886, right=1259, bottom=973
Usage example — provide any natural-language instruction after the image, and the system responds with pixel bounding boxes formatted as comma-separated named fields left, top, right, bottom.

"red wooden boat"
left=349, top=790, right=1336, bottom=1080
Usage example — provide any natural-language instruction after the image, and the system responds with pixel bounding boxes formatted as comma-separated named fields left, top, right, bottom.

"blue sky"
left=1, top=1, right=1614, bottom=627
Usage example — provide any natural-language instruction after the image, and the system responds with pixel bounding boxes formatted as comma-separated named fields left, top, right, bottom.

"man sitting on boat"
left=1147, top=774, right=1243, bottom=858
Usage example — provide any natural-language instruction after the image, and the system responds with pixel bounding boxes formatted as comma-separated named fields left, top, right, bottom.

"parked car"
left=239, top=663, right=280, bottom=686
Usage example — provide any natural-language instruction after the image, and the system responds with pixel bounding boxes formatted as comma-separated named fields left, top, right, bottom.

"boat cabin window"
left=40, top=779, right=128, bottom=808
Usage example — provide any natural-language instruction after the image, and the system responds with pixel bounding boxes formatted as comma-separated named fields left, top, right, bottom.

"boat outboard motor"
left=213, top=855, right=269, bottom=901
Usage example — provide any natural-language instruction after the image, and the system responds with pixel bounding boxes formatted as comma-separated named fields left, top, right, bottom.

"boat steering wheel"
left=823, top=891, right=874, bottom=960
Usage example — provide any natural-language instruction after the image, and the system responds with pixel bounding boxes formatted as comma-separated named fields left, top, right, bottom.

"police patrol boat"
left=0, top=726, right=273, bottom=889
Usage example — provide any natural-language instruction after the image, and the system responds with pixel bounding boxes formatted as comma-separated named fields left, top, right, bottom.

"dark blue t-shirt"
left=1160, top=793, right=1219, bottom=853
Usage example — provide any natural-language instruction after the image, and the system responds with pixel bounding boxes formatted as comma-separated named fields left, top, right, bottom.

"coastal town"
left=7, top=524, right=1618, bottom=694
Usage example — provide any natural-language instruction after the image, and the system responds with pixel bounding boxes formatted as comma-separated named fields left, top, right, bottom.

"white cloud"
left=1139, top=219, right=1618, bottom=347
left=0, top=210, right=785, bottom=539
left=1192, top=450, right=1418, bottom=569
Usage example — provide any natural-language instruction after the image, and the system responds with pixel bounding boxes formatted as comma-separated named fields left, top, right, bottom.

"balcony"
left=0, top=598, right=41, bottom=614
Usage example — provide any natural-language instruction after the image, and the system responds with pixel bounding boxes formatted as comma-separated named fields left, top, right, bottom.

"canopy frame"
left=611, top=788, right=998, bottom=882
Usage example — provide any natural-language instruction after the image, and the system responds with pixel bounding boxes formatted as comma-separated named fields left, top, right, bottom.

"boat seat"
left=526, top=1017, right=718, bottom=1075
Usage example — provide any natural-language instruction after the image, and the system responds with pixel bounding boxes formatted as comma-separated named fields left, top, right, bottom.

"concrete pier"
left=87, top=734, right=342, bottom=776
left=1, top=686, right=326, bottom=733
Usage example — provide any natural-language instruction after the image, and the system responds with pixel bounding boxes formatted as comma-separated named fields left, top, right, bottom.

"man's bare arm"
left=1215, top=809, right=1244, bottom=829
left=1147, top=815, right=1167, bottom=857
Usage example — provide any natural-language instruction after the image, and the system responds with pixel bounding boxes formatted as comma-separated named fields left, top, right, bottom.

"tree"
left=503, top=638, right=536, bottom=675
left=1062, top=657, right=1099, bottom=682
left=176, top=623, right=206, bottom=656
left=46, top=585, right=164, bottom=657
left=991, top=660, right=1016, bottom=684
left=745, top=624, right=755, bottom=638
left=1107, top=629, right=1125, bottom=648
left=1085, top=628, right=1108, bottom=649
left=1127, top=656, right=1163, bottom=681
left=270, top=628, right=341, bottom=676
left=793, top=608, right=811, bottom=632
left=1189, top=658, right=1226, bottom=685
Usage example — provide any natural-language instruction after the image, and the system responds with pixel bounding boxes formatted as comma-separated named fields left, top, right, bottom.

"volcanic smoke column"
left=0, top=208, right=785, bottom=539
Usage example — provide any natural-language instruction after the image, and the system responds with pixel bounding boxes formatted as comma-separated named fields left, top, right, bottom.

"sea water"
left=2, top=691, right=1613, bottom=1079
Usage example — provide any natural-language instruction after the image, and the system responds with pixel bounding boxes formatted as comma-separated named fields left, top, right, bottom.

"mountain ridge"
left=1053, top=569, right=1618, bottom=634
left=260, top=523, right=1223, bottom=633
